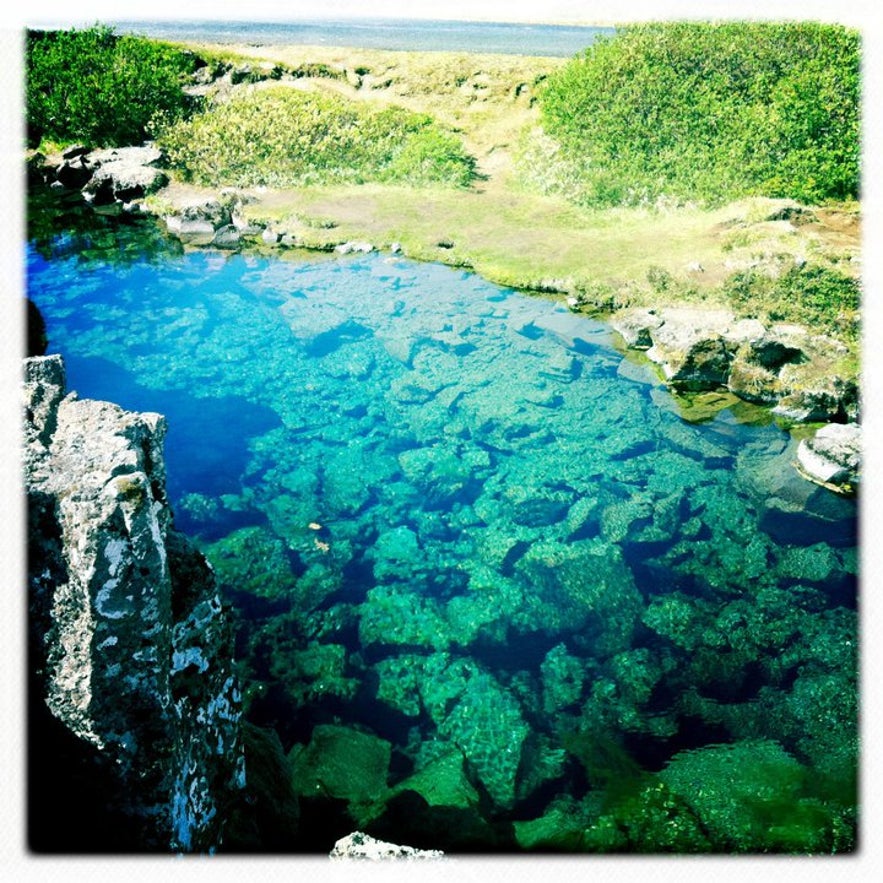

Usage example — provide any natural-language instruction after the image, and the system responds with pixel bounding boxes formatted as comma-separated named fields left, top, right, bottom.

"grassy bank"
left=29, top=28, right=862, bottom=365
left=150, top=40, right=859, bottom=350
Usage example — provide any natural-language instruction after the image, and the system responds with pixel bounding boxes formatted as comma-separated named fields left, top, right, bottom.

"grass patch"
left=722, top=263, right=860, bottom=342
left=156, top=86, right=477, bottom=189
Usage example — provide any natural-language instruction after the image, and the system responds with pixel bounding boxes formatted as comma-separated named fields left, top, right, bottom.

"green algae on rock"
left=27, top=240, right=858, bottom=852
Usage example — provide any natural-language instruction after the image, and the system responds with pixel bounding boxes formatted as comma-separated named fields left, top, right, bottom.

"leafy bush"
left=537, top=22, right=860, bottom=207
left=26, top=26, right=196, bottom=148
left=722, top=264, right=860, bottom=340
left=156, top=87, right=476, bottom=189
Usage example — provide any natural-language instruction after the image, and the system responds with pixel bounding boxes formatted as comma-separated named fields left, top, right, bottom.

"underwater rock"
left=397, top=445, right=479, bottom=511
left=383, top=653, right=529, bottom=810
left=365, top=747, right=504, bottom=851
left=290, top=724, right=392, bottom=814
left=271, top=642, right=358, bottom=706
left=359, top=585, right=449, bottom=651
left=510, top=489, right=572, bottom=528
left=370, top=525, right=423, bottom=577
left=390, top=748, right=481, bottom=812
left=513, top=795, right=595, bottom=851
left=541, top=643, right=588, bottom=714
left=437, top=669, right=529, bottom=809
left=659, top=740, right=839, bottom=853
left=600, top=495, right=654, bottom=543
left=775, top=543, right=838, bottom=584
left=513, top=538, right=642, bottom=654
left=374, top=654, right=426, bottom=717
left=24, top=355, right=244, bottom=852
left=202, top=525, right=296, bottom=599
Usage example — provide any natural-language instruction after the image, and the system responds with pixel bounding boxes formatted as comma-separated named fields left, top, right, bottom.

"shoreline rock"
left=796, top=422, right=861, bottom=493
left=25, top=354, right=246, bottom=852
left=609, top=305, right=858, bottom=421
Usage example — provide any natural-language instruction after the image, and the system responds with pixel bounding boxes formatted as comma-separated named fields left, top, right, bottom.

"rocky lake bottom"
left=26, top=210, right=859, bottom=852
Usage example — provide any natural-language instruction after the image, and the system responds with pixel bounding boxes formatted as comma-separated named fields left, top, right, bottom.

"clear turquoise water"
left=27, top=220, right=858, bottom=852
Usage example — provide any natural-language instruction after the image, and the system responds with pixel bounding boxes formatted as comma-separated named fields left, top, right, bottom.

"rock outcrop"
left=39, top=143, right=170, bottom=212
left=25, top=354, right=245, bottom=853
left=610, top=306, right=858, bottom=421
left=796, top=422, right=861, bottom=492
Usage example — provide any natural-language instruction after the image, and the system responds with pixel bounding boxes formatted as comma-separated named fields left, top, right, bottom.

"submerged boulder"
left=290, top=724, right=392, bottom=825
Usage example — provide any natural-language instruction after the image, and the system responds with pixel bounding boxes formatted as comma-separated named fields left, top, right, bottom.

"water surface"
left=37, top=17, right=613, bottom=57
left=26, top=216, right=858, bottom=852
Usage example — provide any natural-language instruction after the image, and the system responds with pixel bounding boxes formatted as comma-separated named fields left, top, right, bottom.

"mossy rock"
left=290, top=723, right=392, bottom=807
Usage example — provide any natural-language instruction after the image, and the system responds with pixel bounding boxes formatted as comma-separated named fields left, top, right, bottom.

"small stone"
left=330, top=831, right=443, bottom=860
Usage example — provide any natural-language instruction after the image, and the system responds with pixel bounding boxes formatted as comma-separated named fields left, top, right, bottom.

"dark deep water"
left=26, top=200, right=858, bottom=853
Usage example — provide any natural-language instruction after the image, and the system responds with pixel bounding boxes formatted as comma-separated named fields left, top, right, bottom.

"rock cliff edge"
left=24, top=354, right=245, bottom=853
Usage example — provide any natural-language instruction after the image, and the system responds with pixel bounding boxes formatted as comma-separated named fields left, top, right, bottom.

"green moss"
left=660, top=740, right=854, bottom=853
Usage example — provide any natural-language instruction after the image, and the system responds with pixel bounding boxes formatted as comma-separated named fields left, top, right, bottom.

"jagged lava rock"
left=82, top=150, right=169, bottom=206
left=24, top=354, right=244, bottom=852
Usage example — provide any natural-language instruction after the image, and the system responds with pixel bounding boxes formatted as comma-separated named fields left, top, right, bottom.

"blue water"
left=26, top=222, right=858, bottom=851
left=98, top=18, right=612, bottom=57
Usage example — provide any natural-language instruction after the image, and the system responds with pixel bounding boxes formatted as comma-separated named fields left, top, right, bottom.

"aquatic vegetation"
left=660, top=740, right=854, bottom=853
left=27, top=242, right=858, bottom=852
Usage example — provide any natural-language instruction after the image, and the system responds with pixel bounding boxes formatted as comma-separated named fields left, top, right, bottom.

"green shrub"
left=156, top=87, right=476, bottom=189
left=26, top=25, right=196, bottom=148
left=722, top=264, right=860, bottom=340
left=537, top=22, right=860, bottom=207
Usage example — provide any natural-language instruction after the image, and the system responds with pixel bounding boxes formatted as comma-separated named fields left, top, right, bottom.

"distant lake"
left=103, top=18, right=613, bottom=57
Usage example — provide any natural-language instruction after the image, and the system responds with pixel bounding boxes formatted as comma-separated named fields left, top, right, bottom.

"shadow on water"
left=63, top=353, right=281, bottom=509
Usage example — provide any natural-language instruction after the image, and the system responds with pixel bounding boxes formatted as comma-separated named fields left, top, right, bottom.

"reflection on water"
left=27, top=212, right=858, bottom=853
